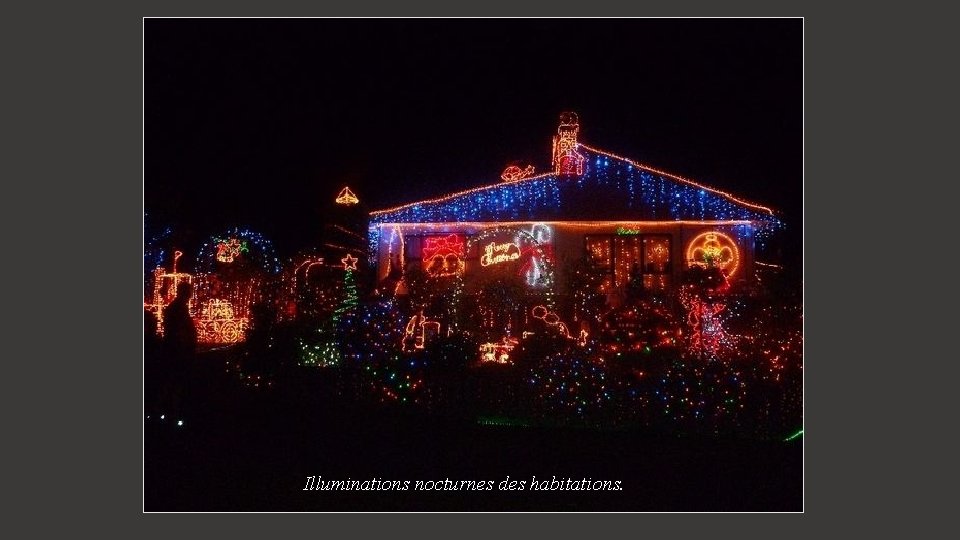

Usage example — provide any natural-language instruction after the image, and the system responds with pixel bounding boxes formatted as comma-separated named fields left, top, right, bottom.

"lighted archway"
left=465, top=226, right=556, bottom=289
left=450, top=226, right=557, bottom=331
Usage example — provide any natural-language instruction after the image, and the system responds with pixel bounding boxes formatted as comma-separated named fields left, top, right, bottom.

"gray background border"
left=11, top=0, right=939, bottom=534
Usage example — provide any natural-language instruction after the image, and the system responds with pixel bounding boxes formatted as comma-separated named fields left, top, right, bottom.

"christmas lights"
left=678, top=286, right=738, bottom=359
left=143, top=212, right=171, bottom=287
left=387, top=226, right=406, bottom=275
left=467, top=226, right=555, bottom=289
left=501, top=164, right=536, bottom=182
left=144, top=250, right=194, bottom=335
left=480, top=241, right=521, bottom=267
left=149, top=115, right=799, bottom=441
left=215, top=238, right=249, bottom=263
left=371, top=155, right=774, bottom=228
left=335, top=186, right=359, bottom=205
left=341, top=253, right=358, bottom=271
left=686, top=231, right=740, bottom=278
left=401, top=311, right=441, bottom=352
left=520, top=224, right=553, bottom=287
left=528, top=354, right=611, bottom=421
left=579, top=144, right=775, bottom=215
left=531, top=305, right=588, bottom=345
left=195, top=298, right=248, bottom=344
left=197, top=228, right=281, bottom=274
left=299, top=266, right=359, bottom=367
left=552, top=112, right=585, bottom=175
left=479, top=337, right=519, bottom=364
left=422, top=234, right=465, bottom=277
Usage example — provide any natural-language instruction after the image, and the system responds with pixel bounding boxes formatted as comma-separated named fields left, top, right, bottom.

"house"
left=368, top=113, right=780, bottom=305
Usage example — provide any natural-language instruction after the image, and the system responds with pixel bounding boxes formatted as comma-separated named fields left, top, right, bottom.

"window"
left=642, top=235, right=671, bottom=291
left=585, top=236, right=612, bottom=267
left=585, top=234, right=672, bottom=294
left=585, top=236, right=614, bottom=292
left=614, top=236, right=642, bottom=289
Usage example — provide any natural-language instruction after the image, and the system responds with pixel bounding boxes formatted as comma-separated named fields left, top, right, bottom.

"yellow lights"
left=335, top=186, right=359, bottom=205
left=552, top=111, right=585, bottom=175
left=585, top=237, right=612, bottom=267
left=375, top=220, right=753, bottom=229
left=401, top=311, right=441, bottom=352
left=643, top=236, right=671, bottom=275
left=195, top=298, right=248, bottom=344
left=531, top=305, right=588, bottom=346
left=480, top=241, right=521, bottom=267
left=501, top=164, right=536, bottom=182
left=144, top=250, right=194, bottom=336
left=341, top=253, right=359, bottom=271
left=216, top=238, right=246, bottom=263
left=613, top=236, right=643, bottom=289
left=479, top=337, right=519, bottom=364
left=579, top=144, right=775, bottom=215
left=686, top=231, right=740, bottom=277
left=201, top=298, right=235, bottom=320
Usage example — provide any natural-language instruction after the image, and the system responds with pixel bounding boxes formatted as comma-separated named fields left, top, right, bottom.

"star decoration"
left=341, top=253, right=358, bottom=271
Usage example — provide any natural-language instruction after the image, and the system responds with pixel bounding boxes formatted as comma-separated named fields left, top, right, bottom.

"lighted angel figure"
left=687, top=232, right=739, bottom=277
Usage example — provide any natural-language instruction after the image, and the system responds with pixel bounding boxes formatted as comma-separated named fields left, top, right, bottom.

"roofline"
left=369, top=143, right=776, bottom=217
left=369, top=170, right=555, bottom=217
left=580, top=144, right=775, bottom=215
left=370, top=219, right=758, bottom=229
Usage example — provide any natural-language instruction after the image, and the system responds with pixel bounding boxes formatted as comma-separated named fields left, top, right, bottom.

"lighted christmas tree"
left=300, top=259, right=360, bottom=367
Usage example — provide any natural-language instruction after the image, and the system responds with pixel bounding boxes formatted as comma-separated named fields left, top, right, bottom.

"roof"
left=369, top=144, right=779, bottom=229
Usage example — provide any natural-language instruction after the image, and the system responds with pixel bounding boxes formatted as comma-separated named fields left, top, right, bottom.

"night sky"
left=145, top=18, right=802, bottom=258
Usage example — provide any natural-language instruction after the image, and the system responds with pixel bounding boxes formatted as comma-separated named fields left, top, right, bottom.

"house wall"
left=371, top=221, right=756, bottom=295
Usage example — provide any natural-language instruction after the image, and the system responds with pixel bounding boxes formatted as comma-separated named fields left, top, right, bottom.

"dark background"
left=145, top=18, right=801, bottom=258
